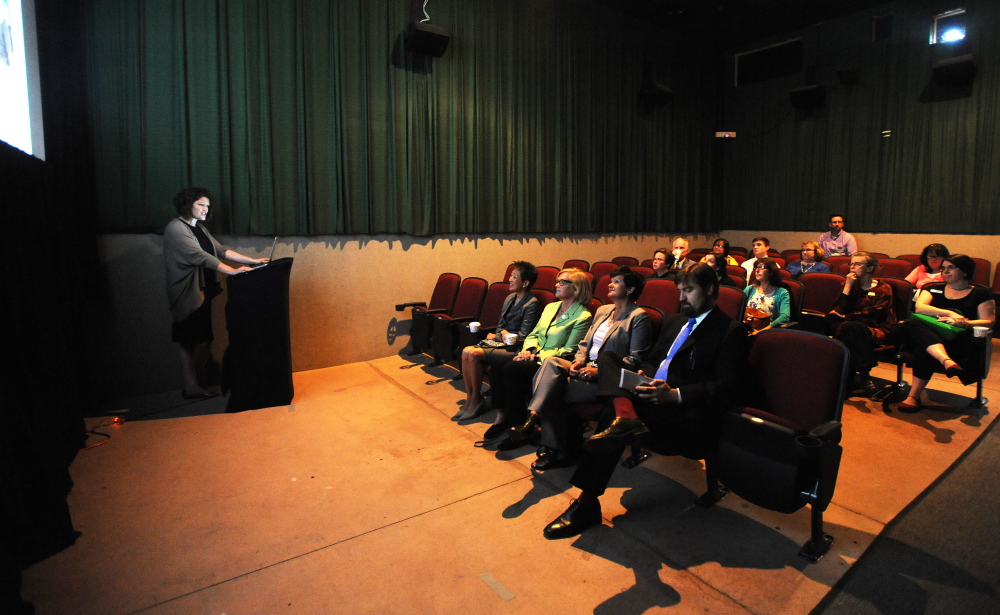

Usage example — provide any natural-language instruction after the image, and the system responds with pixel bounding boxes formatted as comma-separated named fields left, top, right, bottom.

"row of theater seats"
left=562, top=253, right=997, bottom=288
left=395, top=270, right=854, bottom=563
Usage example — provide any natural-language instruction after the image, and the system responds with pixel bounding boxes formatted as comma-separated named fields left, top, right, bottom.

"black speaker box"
left=790, top=85, right=825, bottom=110
left=406, top=21, right=449, bottom=57
left=932, top=54, right=976, bottom=87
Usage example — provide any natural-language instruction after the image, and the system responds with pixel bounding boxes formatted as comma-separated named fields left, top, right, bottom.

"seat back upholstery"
left=638, top=305, right=664, bottom=341
left=428, top=273, right=461, bottom=311
left=592, top=274, right=612, bottom=304
left=477, top=282, right=512, bottom=329
left=972, top=257, right=992, bottom=287
left=781, top=249, right=801, bottom=263
left=503, top=263, right=516, bottom=282
left=534, top=266, right=561, bottom=292
left=587, top=297, right=604, bottom=314
left=824, top=256, right=852, bottom=272
left=727, top=274, right=747, bottom=289
left=449, top=277, right=488, bottom=319
left=589, top=261, right=618, bottom=284
left=895, top=254, right=923, bottom=270
left=642, top=279, right=680, bottom=316
left=782, top=279, right=803, bottom=324
left=531, top=288, right=556, bottom=309
left=631, top=266, right=654, bottom=278
left=611, top=256, right=639, bottom=266
left=726, top=265, right=746, bottom=280
left=740, top=329, right=848, bottom=431
left=878, top=258, right=915, bottom=279
left=640, top=259, right=654, bottom=268
left=874, top=277, right=913, bottom=325
left=799, top=273, right=845, bottom=316
left=563, top=259, right=590, bottom=271
left=716, top=286, right=747, bottom=322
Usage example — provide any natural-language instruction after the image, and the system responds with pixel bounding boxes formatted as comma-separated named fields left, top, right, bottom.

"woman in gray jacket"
left=499, top=267, right=653, bottom=469
left=163, top=187, right=267, bottom=398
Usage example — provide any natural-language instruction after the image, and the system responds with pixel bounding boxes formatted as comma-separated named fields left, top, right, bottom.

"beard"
left=679, top=301, right=694, bottom=317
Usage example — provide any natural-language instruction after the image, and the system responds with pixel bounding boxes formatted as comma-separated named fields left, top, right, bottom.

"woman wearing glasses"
left=785, top=241, right=830, bottom=279
left=743, top=257, right=790, bottom=334
left=905, top=243, right=950, bottom=291
left=900, top=255, right=996, bottom=412
left=481, top=269, right=593, bottom=442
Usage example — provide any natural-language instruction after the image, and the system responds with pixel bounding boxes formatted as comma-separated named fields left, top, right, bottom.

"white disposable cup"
left=469, top=322, right=480, bottom=333
left=974, top=326, right=989, bottom=338
left=503, top=333, right=517, bottom=345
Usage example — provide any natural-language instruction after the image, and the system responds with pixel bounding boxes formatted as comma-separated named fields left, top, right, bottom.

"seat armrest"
left=446, top=316, right=477, bottom=324
left=395, top=301, right=427, bottom=311
left=415, top=308, right=448, bottom=316
left=809, top=420, right=842, bottom=441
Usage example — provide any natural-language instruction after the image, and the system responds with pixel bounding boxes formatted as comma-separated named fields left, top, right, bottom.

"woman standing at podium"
left=163, top=187, right=268, bottom=398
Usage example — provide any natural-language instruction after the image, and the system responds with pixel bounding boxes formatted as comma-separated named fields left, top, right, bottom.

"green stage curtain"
left=721, top=0, right=1000, bottom=234
left=83, top=0, right=721, bottom=236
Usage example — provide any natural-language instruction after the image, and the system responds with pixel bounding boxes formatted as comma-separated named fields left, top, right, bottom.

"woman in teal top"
left=743, top=257, right=791, bottom=334
left=482, top=268, right=594, bottom=441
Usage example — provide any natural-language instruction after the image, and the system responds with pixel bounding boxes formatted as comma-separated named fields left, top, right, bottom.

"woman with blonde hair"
left=785, top=241, right=830, bottom=279
left=482, top=269, right=593, bottom=442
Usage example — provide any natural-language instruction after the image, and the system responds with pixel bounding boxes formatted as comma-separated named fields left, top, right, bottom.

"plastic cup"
left=503, top=333, right=517, bottom=345
left=974, top=326, right=989, bottom=338
left=469, top=322, right=480, bottom=333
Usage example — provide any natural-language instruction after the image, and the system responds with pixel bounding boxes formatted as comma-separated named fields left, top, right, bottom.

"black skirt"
left=172, top=298, right=214, bottom=344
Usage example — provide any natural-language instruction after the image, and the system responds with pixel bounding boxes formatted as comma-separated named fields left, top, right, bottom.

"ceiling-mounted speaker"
left=790, top=85, right=826, bottom=110
left=406, top=21, right=449, bottom=57
left=932, top=54, right=976, bottom=87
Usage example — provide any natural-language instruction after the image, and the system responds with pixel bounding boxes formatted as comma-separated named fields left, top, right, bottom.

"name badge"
left=930, top=288, right=943, bottom=294
left=868, top=291, right=875, bottom=296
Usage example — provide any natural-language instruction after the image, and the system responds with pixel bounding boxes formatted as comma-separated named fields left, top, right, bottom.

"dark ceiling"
left=590, top=0, right=893, bottom=46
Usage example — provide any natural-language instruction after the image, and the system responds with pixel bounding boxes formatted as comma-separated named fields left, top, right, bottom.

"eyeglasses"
left=940, top=265, right=958, bottom=271
left=927, top=254, right=942, bottom=259
left=754, top=265, right=767, bottom=270
left=555, top=279, right=572, bottom=286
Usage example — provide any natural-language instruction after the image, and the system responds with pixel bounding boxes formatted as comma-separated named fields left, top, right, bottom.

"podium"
left=222, top=257, right=294, bottom=412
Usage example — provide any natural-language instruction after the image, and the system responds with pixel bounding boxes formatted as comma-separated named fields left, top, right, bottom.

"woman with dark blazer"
left=499, top=268, right=652, bottom=469
left=455, top=262, right=540, bottom=420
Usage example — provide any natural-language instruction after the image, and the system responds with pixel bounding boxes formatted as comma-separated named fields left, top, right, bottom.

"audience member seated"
left=741, top=236, right=771, bottom=281
left=497, top=268, right=653, bottom=468
left=702, top=253, right=738, bottom=287
left=483, top=269, right=593, bottom=442
left=648, top=248, right=672, bottom=280
left=826, top=252, right=896, bottom=396
left=785, top=241, right=831, bottom=279
left=456, top=261, right=540, bottom=421
left=541, top=263, right=749, bottom=540
left=743, top=257, right=791, bottom=334
left=667, top=237, right=695, bottom=272
left=904, top=243, right=950, bottom=293
left=818, top=213, right=857, bottom=257
left=899, top=255, right=996, bottom=412
left=700, top=238, right=738, bottom=266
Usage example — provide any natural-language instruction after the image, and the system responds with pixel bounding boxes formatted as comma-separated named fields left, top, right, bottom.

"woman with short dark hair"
left=163, top=187, right=268, bottom=398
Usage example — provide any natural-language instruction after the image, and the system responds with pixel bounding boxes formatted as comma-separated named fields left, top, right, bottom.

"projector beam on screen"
left=0, top=0, right=45, bottom=160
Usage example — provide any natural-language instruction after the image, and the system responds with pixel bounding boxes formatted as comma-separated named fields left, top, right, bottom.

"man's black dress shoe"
left=543, top=498, right=602, bottom=539
left=583, top=417, right=649, bottom=452
left=482, top=423, right=509, bottom=442
left=857, top=379, right=877, bottom=397
left=531, top=448, right=575, bottom=471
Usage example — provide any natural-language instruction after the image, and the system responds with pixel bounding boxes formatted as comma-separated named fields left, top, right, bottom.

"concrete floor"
left=21, top=347, right=1000, bottom=614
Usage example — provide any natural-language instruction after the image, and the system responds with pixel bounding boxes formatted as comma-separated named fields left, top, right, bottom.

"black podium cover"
left=222, top=257, right=294, bottom=412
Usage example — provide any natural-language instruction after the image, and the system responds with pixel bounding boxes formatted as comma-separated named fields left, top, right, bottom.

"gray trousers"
left=528, top=357, right=601, bottom=451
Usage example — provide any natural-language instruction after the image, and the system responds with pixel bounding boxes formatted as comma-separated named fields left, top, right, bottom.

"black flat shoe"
left=584, top=417, right=650, bottom=452
left=531, top=448, right=576, bottom=471
left=482, top=423, right=509, bottom=442
left=543, top=498, right=602, bottom=540
left=945, top=363, right=964, bottom=378
left=182, top=390, right=218, bottom=400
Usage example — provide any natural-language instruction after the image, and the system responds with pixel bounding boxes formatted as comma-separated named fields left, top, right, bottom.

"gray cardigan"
left=574, top=302, right=652, bottom=369
left=495, top=292, right=540, bottom=342
left=163, top=218, right=229, bottom=322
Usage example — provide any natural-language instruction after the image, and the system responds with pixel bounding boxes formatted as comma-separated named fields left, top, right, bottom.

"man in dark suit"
left=543, top=263, right=749, bottom=539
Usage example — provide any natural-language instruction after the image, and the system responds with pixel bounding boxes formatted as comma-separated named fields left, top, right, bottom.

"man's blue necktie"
left=654, top=318, right=697, bottom=381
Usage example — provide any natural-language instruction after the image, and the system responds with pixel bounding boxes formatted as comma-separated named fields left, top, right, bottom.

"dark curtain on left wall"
left=0, top=0, right=97, bottom=610
left=82, top=0, right=723, bottom=236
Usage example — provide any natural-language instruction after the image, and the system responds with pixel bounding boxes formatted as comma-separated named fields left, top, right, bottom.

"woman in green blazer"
left=483, top=268, right=594, bottom=441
